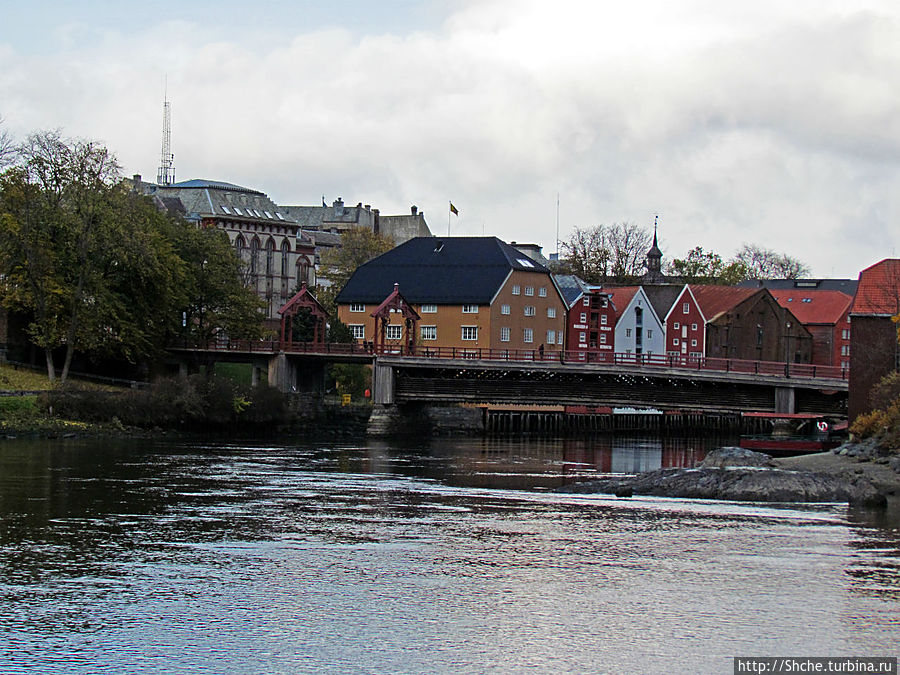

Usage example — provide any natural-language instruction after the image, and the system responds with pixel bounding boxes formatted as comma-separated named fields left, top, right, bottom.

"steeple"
left=644, top=215, right=664, bottom=283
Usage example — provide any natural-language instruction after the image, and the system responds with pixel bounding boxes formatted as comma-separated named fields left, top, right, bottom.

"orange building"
left=335, top=237, right=567, bottom=354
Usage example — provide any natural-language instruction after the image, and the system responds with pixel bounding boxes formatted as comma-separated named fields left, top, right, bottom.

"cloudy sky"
left=2, top=0, right=898, bottom=277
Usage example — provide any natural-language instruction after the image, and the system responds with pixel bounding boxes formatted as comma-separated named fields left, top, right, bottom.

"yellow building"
left=335, top=237, right=567, bottom=354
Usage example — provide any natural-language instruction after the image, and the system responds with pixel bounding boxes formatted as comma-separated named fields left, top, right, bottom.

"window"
left=547, top=330, right=556, bottom=344
left=547, top=307, right=556, bottom=318
left=350, top=325, right=365, bottom=339
left=673, top=322, right=680, bottom=330
left=281, top=240, right=290, bottom=276
left=557, top=332, right=563, bottom=345
left=579, top=332, right=586, bottom=344
left=386, top=325, right=402, bottom=341
left=500, top=327, right=510, bottom=342
left=524, top=306, right=536, bottom=317
left=580, top=312, right=587, bottom=323
left=420, top=304, right=437, bottom=313
left=350, top=303, right=365, bottom=313
left=842, top=329, right=850, bottom=340
left=583, top=297, right=590, bottom=306
left=673, top=338, right=680, bottom=345
left=501, top=304, right=511, bottom=315
left=233, top=207, right=243, bottom=216
left=841, top=345, right=850, bottom=356
left=691, top=339, right=697, bottom=347
left=250, top=238, right=259, bottom=275
left=221, top=205, right=231, bottom=215
left=461, top=326, right=478, bottom=341
left=264, top=210, right=273, bottom=219
left=626, top=328, right=632, bottom=337
left=601, top=315, right=608, bottom=325
left=265, top=239, right=275, bottom=275
left=421, top=325, right=436, bottom=341
left=523, top=328, right=534, bottom=343
left=525, top=286, right=534, bottom=296
left=647, top=329, right=652, bottom=338
left=683, top=302, right=690, bottom=314
left=600, top=334, right=607, bottom=344
left=539, top=286, right=547, bottom=297
left=691, top=323, right=698, bottom=331
left=512, top=285, right=521, bottom=295
left=517, top=258, right=534, bottom=268
left=462, top=304, right=479, bottom=313
left=690, top=351, right=702, bottom=358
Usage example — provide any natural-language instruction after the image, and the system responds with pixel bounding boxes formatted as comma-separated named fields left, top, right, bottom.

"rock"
left=889, top=457, right=900, bottom=474
left=561, top=466, right=887, bottom=507
left=700, top=447, right=774, bottom=468
left=614, top=486, right=633, bottom=498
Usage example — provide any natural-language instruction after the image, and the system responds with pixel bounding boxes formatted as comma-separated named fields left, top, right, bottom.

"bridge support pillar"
left=268, top=353, right=297, bottom=393
left=775, top=386, right=796, bottom=414
left=373, top=360, right=394, bottom=405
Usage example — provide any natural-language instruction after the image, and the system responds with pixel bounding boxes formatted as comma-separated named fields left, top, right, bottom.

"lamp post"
left=784, top=321, right=792, bottom=377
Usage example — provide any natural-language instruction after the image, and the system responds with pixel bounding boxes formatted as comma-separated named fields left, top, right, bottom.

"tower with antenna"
left=157, top=85, right=175, bottom=186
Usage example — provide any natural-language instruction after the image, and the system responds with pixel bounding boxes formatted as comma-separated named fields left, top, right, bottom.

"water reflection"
left=0, top=436, right=898, bottom=674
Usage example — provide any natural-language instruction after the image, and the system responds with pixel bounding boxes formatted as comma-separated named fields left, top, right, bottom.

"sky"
left=1, top=0, right=898, bottom=278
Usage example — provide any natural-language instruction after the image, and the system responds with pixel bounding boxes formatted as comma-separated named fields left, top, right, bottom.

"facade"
left=665, top=285, right=812, bottom=363
left=130, top=177, right=316, bottom=324
left=554, top=275, right=616, bottom=357
left=282, top=199, right=432, bottom=246
left=607, top=287, right=667, bottom=357
left=335, top=237, right=567, bottom=353
left=768, top=289, right=853, bottom=369
left=848, top=259, right=900, bottom=421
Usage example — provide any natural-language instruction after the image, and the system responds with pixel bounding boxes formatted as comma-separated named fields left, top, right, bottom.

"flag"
left=450, top=202, right=459, bottom=216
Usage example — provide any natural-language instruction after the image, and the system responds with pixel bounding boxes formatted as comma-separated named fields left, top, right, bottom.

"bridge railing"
left=168, top=338, right=848, bottom=381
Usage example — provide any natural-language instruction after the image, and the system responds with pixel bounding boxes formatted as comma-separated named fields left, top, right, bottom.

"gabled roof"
left=553, top=274, right=593, bottom=308
left=851, top=259, right=900, bottom=316
left=642, top=285, right=682, bottom=322
left=606, top=286, right=640, bottom=320
left=769, top=289, right=853, bottom=325
left=689, top=285, right=758, bottom=322
left=335, top=237, right=552, bottom=305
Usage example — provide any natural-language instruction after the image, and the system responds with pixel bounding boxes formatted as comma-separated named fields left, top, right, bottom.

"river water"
left=0, top=435, right=898, bottom=674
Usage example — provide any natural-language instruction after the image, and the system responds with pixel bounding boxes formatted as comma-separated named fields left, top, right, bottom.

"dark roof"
left=642, top=285, right=682, bottom=321
left=553, top=274, right=590, bottom=308
left=336, top=237, right=551, bottom=305
left=170, top=179, right=263, bottom=195
left=738, top=278, right=858, bottom=295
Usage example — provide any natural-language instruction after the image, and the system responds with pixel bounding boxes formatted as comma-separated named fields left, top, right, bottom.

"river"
left=0, top=435, right=898, bottom=674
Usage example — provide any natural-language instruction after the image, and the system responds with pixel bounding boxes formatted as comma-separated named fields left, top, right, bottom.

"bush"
left=851, top=372, right=900, bottom=449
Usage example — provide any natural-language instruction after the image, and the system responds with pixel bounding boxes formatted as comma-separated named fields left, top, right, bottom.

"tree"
left=0, top=116, right=14, bottom=169
left=667, top=246, right=750, bottom=285
left=559, top=222, right=652, bottom=284
left=732, top=244, right=809, bottom=279
left=317, top=227, right=394, bottom=313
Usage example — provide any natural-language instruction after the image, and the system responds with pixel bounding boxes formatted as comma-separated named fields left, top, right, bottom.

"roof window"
left=221, top=205, right=231, bottom=214
left=233, top=207, right=243, bottom=216
left=264, top=211, right=273, bottom=219
left=275, top=212, right=285, bottom=220
left=517, top=258, right=534, bottom=268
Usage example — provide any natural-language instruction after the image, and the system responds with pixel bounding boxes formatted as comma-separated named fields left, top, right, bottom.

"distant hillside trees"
left=0, top=130, right=264, bottom=383
left=667, top=244, right=809, bottom=284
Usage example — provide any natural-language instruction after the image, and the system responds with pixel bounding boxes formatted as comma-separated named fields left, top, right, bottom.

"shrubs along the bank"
left=851, top=372, right=900, bottom=450
left=41, top=375, right=288, bottom=432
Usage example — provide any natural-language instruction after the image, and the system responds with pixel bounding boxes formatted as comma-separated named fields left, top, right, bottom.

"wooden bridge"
left=168, top=340, right=848, bottom=416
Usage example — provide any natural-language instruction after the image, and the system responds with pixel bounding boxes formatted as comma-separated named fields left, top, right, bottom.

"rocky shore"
left=561, top=446, right=898, bottom=507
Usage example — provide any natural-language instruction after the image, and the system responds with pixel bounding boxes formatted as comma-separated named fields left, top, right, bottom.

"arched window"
left=234, top=234, right=246, bottom=257
left=297, top=258, right=309, bottom=286
left=281, top=240, right=290, bottom=277
left=250, top=237, right=260, bottom=276
left=265, top=238, right=275, bottom=276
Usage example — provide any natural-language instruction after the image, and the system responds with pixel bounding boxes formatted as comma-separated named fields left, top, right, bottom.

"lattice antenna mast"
left=157, top=83, right=175, bottom=185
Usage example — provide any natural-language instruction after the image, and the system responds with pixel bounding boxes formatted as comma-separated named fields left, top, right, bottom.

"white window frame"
left=547, top=307, right=556, bottom=318
left=421, top=325, right=437, bottom=341
left=673, top=322, right=680, bottom=330
left=601, top=315, right=607, bottom=325
left=523, top=328, right=534, bottom=343
left=539, top=286, right=547, bottom=297
left=420, top=304, right=437, bottom=313
left=385, top=324, right=402, bottom=341
left=579, top=331, right=586, bottom=344
left=691, top=323, right=698, bottom=331
left=547, top=330, right=556, bottom=344
left=462, top=304, right=479, bottom=313
left=512, top=285, right=521, bottom=295
left=525, top=286, right=534, bottom=296
left=524, top=305, right=536, bottom=317
left=500, top=326, right=510, bottom=342
left=673, top=338, right=680, bottom=345
left=501, top=304, right=511, bottom=315
left=350, top=303, right=365, bottom=313
left=461, top=326, right=478, bottom=341
left=350, top=324, right=365, bottom=339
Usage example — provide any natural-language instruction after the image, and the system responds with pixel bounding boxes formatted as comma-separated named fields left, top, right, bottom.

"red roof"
left=605, top=286, right=640, bottom=320
left=689, top=285, right=757, bottom=321
left=852, top=259, right=900, bottom=315
left=769, top=289, right=852, bottom=325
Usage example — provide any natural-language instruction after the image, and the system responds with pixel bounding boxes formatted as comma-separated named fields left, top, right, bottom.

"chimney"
left=411, top=205, right=418, bottom=216
left=333, top=197, right=343, bottom=217
left=364, top=204, right=370, bottom=211
left=133, top=173, right=141, bottom=184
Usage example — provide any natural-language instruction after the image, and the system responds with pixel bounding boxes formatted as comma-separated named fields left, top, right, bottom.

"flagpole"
left=448, top=202, right=451, bottom=236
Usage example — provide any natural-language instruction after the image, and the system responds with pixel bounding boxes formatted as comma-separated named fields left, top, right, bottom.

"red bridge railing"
left=170, top=339, right=848, bottom=381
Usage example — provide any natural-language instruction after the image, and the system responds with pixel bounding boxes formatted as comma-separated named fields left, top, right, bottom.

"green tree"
left=667, top=246, right=750, bottom=285
left=316, top=227, right=394, bottom=313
